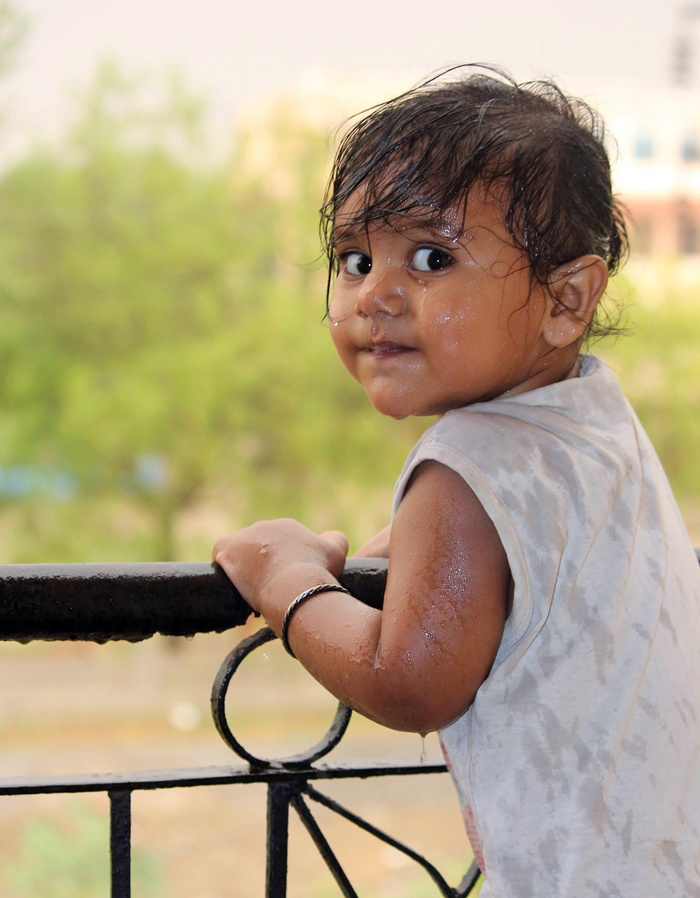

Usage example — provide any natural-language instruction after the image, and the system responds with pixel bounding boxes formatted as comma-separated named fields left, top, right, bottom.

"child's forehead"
left=331, top=212, right=458, bottom=245
left=331, top=184, right=510, bottom=245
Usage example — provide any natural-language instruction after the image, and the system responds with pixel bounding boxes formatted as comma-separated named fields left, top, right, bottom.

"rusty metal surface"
left=0, top=557, right=387, bottom=642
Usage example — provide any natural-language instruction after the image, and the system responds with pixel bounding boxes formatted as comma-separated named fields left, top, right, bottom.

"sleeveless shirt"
left=392, top=355, right=700, bottom=897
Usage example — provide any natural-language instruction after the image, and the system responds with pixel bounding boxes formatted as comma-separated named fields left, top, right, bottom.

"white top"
left=393, top=355, right=700, bottom=897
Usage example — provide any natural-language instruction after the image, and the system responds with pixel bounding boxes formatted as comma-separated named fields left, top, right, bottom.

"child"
left=213, top=66, right=700, bottom=896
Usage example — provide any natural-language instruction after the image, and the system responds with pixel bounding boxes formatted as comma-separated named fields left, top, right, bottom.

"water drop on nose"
left=332, top=319, right=339, bottom=327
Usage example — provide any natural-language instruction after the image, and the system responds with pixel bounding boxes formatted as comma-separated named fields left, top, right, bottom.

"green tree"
left=0, top=0, right=27, bottom=78
left=598, top=279, right=700, bottom=505
left=0, top=62, right=247, bottom=558
left=0, top=61, right=422, bottom=561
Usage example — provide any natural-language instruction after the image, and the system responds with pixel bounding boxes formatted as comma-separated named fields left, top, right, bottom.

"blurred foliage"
left=597, top=275, right=700, bottom=508
left=0, top=54, right=696, bottom=562
left=0, top=803, right=162, bottom=897
left=0, top=0, right=27, bottom=78
left=0, top=60, right=422, bottom=561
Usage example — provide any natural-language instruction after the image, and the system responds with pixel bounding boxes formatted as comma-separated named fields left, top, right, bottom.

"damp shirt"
left=392, top=355, right=700, bottom=897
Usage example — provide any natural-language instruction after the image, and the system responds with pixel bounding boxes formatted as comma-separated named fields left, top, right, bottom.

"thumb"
left=320, top=529, right=349, bottom=557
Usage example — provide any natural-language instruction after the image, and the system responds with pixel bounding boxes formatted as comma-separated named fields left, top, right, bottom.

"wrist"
left=280, top=583, right=352, bottom=658
left=260, top=562, right=343, bottom=631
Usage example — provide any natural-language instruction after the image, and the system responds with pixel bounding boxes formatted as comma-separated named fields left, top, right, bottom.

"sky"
left=0, top=0, right=693, bottom=155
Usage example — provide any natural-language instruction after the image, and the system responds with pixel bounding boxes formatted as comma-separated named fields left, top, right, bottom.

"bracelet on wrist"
left=280, top=583, right=351, bottom=658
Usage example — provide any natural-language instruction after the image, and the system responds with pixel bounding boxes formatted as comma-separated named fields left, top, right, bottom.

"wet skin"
left=213, top=191, right=608, bottom=734
left=328, top=187, right=581, bottom=419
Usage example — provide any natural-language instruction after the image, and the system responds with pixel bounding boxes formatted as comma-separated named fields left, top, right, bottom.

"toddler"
left=214, top=66, right=700, bottom=896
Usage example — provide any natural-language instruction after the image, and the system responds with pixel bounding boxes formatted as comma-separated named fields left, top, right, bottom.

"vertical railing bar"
left=290, top=792, right=359, bottom=898
left=266, top=781, right=293, bottom=898
left=109, top=789, right=132, bottom=898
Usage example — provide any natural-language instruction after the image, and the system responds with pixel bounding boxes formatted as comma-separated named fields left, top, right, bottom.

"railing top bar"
left=1, top=551, right=696, bottom=643
left=0, top=558, right=387, bottom=643
left=0, top=755, right=445, bottom=795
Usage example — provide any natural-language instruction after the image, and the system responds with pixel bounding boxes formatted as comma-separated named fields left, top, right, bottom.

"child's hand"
left=212, top=519, right=348, bottom=613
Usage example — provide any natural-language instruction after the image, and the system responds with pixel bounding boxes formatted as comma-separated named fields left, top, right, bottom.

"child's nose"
left=356, top=267, right=407, bottom=318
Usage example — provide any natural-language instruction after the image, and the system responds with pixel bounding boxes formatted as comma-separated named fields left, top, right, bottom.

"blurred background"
left=0, top=1, right=698, bottom=895
left=0, top=0, right=697, bottom=563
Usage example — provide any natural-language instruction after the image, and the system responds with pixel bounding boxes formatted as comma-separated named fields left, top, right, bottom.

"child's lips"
left=365, top=340, right=414, bottom=357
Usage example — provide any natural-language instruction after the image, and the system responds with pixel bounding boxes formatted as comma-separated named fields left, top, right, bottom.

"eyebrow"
left=330, top=223, right=364, bottom=246
left=330, top=214, right=468, bottom=249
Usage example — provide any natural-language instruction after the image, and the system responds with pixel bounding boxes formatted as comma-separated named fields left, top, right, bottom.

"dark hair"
left=320, top=65, right=629, bottom=337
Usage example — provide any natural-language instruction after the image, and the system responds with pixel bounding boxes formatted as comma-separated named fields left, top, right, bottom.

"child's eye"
left=342, top=251, right=372, bottom=276
left=412, top=247, right=454, bottom=272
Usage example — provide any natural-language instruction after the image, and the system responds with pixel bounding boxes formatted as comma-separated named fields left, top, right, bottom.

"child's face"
left=328, top=186, right=563, bottom=419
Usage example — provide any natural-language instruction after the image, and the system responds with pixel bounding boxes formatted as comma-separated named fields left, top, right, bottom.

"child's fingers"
left=212, top=525, right=348, bottom=593
left=212, top=534, right=234, bottom=564
left=320, top=529, right=349, bottom=557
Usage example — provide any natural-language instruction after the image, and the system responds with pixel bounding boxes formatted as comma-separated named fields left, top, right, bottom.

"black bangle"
left=280, top=583, right=352, bottom=658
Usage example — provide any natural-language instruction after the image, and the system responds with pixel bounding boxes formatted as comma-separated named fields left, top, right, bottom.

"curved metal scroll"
left=211, top=626, right=352, bottom=769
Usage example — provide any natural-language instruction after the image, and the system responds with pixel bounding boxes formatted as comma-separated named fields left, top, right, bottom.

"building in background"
left=600, top=86, right=700, bottom=267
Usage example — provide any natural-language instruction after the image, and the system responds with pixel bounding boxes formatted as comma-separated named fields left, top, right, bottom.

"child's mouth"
left=366, top=341, right=412, bottom=357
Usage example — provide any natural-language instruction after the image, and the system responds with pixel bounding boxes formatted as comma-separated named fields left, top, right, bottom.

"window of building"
left=681, top=132, right=700, bottom=162
left=633, top=132, right=654, bottom=159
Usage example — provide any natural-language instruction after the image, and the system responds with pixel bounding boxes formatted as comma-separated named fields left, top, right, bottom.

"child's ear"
left=542, top=255, right=609, bottom=348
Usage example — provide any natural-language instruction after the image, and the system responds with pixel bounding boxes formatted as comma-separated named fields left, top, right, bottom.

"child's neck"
left=492, top=351, right=582, bottom=403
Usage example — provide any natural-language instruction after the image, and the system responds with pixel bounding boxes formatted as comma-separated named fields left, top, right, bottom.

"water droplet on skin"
left=420, top=734, right=427, bottom=764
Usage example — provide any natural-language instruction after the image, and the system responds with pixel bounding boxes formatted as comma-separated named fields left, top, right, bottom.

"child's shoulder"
left=419, top=355, right=626, bottom=453
left=394, top=355, right=638, bottom=516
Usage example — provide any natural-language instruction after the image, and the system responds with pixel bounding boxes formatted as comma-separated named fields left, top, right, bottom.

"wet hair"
left=320, top=64, right=629, bottom=337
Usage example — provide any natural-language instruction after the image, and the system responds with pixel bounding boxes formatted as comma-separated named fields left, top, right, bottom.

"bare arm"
left=213, top=461, right=510, bottom=734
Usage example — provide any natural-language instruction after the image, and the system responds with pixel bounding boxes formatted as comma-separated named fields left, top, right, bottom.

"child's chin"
left=365, top=383, right=442, bottom=419
left=370, top=403, right=407, bottom=420
left=369, top=397, right=415, bottom=420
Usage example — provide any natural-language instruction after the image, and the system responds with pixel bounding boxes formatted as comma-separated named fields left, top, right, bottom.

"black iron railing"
left=4, top=549, right=699, bottom=896
left=0, top=558, right=480, bottom=897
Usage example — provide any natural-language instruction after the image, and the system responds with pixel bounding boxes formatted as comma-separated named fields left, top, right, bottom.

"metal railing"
left=0, top=558, right=481, bottom=897
left=4, top=549, right=698, bottom=895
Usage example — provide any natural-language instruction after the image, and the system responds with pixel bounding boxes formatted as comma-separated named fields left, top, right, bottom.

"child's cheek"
left=329, top=322, right=357, bottom=375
